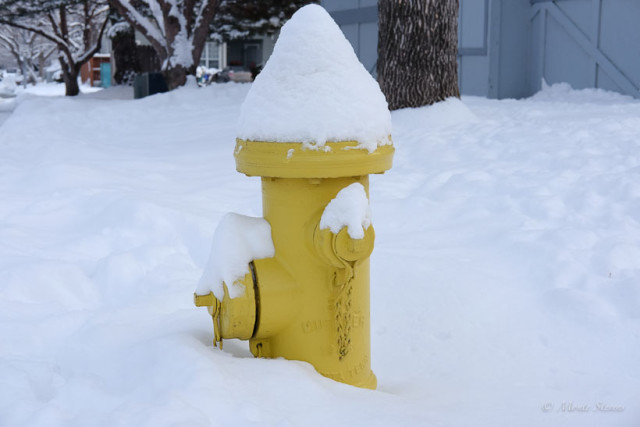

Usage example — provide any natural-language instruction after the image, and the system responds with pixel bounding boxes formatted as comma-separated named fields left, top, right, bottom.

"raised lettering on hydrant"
left=194, top=4, right=393, bottom=389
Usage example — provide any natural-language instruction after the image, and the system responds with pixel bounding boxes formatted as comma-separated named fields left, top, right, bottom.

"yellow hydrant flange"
left=194, top=269, right=256, bottom=349
left=197, top=139, right=393, bottom=389
left=234, top=139, right=394, bottom=178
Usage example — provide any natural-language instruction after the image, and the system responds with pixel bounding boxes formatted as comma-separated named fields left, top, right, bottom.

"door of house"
left=244, top=43, right=261, bottom=68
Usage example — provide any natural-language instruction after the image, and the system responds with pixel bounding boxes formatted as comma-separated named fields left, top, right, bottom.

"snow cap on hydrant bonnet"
left=197, top=5, right=393, bottom=390
left=236, top=4, right=392, bottom=153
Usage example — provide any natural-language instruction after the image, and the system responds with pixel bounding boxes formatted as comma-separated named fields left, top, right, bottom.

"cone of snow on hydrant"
left=195, top=4, right=393, bottom=389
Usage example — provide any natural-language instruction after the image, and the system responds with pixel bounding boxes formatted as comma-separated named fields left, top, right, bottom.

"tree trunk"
left=63, top=72, right=80, bottom=96
left=163, top=65, right=190, bottom=91
left=377, top=0, right=460, bottom=110
left=60, top=59, right=80, bottom=96
left=162, top=14, right=191, bottom=90
left=25, top=65, right=38, bottom=85
left=21, top=63, right=28, bottom=88
left=38, top=52, right=47, bottom=79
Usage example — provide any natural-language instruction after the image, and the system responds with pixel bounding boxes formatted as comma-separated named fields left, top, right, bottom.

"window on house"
left=199, top=41, right=221, bottom=69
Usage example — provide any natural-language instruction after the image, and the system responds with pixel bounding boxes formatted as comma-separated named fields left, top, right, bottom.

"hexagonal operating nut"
left=333, top=226, right=375, bottom=262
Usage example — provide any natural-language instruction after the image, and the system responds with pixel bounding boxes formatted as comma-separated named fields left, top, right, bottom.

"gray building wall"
left=322, top=0, right=640, bottom=99
left=322, top=0, right=379, bottom=75
left=457, top=0, right=530, bottom=98
left=531, top=0, right=640, bottom=98
left=493, top=0, right=532, bottom=99
left=458, top=0, right=491, bottom=97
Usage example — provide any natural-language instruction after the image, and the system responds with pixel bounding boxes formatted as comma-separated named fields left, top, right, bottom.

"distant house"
left=199, top=36, right=278, bottom=71
left=70, top=18, right=278, bottom=87
left=321, top=0, right=640, bottom=100
left=80, top=54, right=111, bottom=87
left=131, top=30, right=277, bottom=75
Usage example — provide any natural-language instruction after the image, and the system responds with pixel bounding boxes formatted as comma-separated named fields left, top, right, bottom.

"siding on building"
left=322, top=0, right=379, bottom=75
left=531, top=0, right=640, bottom=98
left=322, top=0, right=640, bottom=99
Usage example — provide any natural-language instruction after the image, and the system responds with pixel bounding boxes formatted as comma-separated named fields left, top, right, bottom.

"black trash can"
left=133, top=72, right=168, bottom=99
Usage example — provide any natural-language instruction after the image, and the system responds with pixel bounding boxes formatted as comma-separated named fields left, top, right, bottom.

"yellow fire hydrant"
left=194, top=4, right=393, bottom=389
left=196, top=141, right=393, bottom=389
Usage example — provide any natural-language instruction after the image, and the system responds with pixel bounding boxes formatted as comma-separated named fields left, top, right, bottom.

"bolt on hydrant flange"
left=194, top=4, right=393, bottom=390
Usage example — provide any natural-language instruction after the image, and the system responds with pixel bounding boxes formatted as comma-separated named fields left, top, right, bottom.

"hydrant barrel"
left=256, top=175, right=374, bottom=387
left=234, top=140, right=393, bottom=389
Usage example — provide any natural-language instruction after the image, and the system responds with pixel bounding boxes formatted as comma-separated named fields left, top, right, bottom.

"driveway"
left=0, top=97, right=15, bottom=126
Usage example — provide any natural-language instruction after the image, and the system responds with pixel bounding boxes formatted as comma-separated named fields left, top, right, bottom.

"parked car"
left=1, top=68, right=22, bottom=85
left=216, top=66, right=253, bottom=83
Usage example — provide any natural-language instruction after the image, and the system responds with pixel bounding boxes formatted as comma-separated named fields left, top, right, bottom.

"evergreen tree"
left=211, top=0, right=317, bottom=41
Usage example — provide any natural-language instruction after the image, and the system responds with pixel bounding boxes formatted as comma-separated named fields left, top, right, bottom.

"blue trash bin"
left=100, top=62, right=112, bottom=88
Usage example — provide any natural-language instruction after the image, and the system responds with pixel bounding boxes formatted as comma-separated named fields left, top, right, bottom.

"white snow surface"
left=237, top=5, right=392, bottom=152
left=320, top=183, right=371, bottom=239
left=196, top=212, right=274, bottom=299
left=0, top=81, right=106, bottom=126
left=0, top=82, right=639, bottom=426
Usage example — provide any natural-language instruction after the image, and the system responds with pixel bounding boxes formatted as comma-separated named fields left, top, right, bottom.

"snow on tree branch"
left=0, top=0, right=110, bottom=95
left=109, top=0, right=219, bottom=90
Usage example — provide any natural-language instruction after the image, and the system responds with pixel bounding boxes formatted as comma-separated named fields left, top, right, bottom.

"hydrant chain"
left=336, top=283, right=353, bottom=360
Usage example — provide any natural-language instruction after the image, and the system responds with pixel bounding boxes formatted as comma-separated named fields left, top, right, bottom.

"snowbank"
left=0, top=82, right=639, bottom=426
left=531, top=81, right=637, bottom=104
left=391, top=96, right=478, bottom=130
left=1, top=74, right=18, bottom=93
left=237, top=4, right=392, bottom=152
left=0, top=97, right=16, bottom=112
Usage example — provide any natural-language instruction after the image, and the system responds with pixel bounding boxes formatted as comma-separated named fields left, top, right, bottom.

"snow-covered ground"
left=0, top=81, right=117, bottom=126
left=0, top=82, right=639, bottom=426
